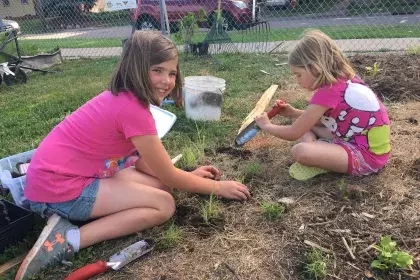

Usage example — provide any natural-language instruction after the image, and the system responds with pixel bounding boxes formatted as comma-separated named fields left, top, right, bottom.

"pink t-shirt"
left=25, top=90, right=157, bottom=203
left=309, top=77, right=391, bottom=168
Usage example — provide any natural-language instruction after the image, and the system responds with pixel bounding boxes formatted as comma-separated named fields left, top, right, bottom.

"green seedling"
left=201, top=193, right=221, bottom=223
left=371, top=236, right=414, bottom=271
left=157, top=223, right=183, bottom=250
left=260, top=201, right=284, bottom=220
left=337, top=178, right=348, bottom=200
left=179, top=147, right=197, bottom=170
left=407, top=45, right=420, bottom=55
left=245, top=161, right=261, bottom=179
left=305, top=248, right=328, bottom=280
left=365, top=62, right=382, bottom=76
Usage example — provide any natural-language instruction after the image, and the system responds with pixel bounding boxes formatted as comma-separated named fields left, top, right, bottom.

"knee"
left=299, top=131, right=316, bottom=143
left=291, top=143, right=310, bottom=163
left=158, top=192, right=176, bottom=221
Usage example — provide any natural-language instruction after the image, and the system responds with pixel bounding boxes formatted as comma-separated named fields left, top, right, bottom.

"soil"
left=351, top=53, right=420, bottom=102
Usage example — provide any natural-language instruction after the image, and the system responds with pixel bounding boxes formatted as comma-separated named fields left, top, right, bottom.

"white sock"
left=66, top=228, right=81, bottom=253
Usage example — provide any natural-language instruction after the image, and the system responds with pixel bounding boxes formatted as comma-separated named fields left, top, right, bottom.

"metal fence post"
left=158, top=0, right=167, bottom=35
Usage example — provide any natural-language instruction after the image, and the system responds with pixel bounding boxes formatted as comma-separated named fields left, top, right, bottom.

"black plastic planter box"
left=0, top=199, right=34, bottom=253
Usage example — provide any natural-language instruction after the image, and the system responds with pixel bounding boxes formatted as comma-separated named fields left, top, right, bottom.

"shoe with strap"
left=15, top=213, right=78, bottom=280
left=289, top=162, right=328, bottom=181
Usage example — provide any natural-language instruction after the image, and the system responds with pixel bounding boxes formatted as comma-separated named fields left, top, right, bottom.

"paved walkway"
left=61, top=37, right=420, bottom=59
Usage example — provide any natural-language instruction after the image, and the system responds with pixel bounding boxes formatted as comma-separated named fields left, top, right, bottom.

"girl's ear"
left=309, top=65, right=319, bottom=77
left=171, top=87, right=184, bottom=108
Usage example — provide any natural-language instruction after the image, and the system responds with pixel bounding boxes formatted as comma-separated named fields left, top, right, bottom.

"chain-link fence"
left=1, top=0, right=419, bottom=58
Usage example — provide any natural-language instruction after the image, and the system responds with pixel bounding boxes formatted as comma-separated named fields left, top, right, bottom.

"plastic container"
left=0, top=149, right=35, bottom=209
left=184, top=76, right=225, bottom=121
left=150, top=104, right=177, bottom=139
left=0, top=199, right=34, bottom=252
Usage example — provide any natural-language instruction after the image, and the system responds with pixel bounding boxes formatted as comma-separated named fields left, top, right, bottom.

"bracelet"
left=213, top=180, right=220, bottom=196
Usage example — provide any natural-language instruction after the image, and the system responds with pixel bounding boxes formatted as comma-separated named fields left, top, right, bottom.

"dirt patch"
left=174, top=204, right=226, bottom=238
left=409, top=159, right=420, bottom=181
left=350, top=53, right=420, bottom=102
left=214, top=146, right=252, bottom=159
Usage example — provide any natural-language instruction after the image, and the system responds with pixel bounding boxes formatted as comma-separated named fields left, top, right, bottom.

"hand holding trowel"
left=235, top=100, right=286, bottom=146
left=65, top=239, right=153, bottom=280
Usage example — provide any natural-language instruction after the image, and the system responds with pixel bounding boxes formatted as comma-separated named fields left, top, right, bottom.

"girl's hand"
left=192, top=166, right=220, bottom=179
left=218, top=181, right=251, bottom=200
left=255, top=113, right=271, bottom=130
left=274, top=100, right=297, bottom=118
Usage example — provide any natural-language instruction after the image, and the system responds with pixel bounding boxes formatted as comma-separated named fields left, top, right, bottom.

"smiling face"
left=290, top=65, right=317, bottom=91
left=149, top=58, right=179, bottom=103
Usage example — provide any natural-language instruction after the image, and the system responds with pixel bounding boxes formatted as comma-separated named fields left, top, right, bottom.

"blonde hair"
left=109, top=31, right=182, bottom=106
left=288, top=29, right=355, bottom=89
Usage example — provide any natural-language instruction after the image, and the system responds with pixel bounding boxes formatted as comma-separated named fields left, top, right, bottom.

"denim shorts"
left=29, top=179, right=100, bottom=221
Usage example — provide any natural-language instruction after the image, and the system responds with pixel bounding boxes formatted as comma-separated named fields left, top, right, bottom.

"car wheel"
left=136, top=15, right=159, bottom=31
left=3, top=67, right=27, bottom=86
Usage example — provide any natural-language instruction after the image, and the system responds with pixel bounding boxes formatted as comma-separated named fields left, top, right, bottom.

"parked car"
left=2, top=19, right=21, bottom=34
left=130, top=0, right=260, bottom=33
left=264, top=0, right=295, bottom=10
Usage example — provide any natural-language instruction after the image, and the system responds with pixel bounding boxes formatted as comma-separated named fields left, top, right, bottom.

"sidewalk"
left=61, top=37, right=420, bottom=59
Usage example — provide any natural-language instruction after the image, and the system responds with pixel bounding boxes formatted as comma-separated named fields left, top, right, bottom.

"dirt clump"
left=351, top=53, right=420, bottom=102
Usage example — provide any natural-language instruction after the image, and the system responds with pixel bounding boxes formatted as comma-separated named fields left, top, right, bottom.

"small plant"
left=337, top=178, right=348, bottom=200
left=201, top=193, right=221, bottom=223
left=365, top=62, right=382, bottom=76
left=179, top=146, right=197, bottom=170
left=245, top=161, right=261, bottom=179
left=174, top=9, right=207, bottom=46
left=305, top=248, right=328, bottom=280
left=371, top=236, right=414, bottom=271
left=407, top=45, right=420, bottom=55
left=260, top=201, right=284, bottom=220
left=157, top=223, right=182, bottom=250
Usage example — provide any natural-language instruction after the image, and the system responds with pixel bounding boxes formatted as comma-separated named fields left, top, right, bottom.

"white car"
left=265, top=0, right=292, bottom=9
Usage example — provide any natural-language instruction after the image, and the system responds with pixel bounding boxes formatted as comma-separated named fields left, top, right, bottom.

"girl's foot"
left=289, top=162, right=328, bottom=181
left=15, top=214, right=78, bottom=280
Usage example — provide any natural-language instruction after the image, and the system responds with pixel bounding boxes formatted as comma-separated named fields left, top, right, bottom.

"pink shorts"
left=332, top=138, right=389, bottom=176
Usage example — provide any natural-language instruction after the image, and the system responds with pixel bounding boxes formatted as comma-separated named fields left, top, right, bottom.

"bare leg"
left=300, top=126, right=333, bottom=143
left=291, top=141, right=348, bottom=173
left=311, top=125, right=333, bottom=140
left=79, top=170, right=175, bottom=249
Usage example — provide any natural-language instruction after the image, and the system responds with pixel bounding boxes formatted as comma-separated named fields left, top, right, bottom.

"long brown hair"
left=109, top=31, right=182, bottom=106
left=288, top=29, right=355, bottom=89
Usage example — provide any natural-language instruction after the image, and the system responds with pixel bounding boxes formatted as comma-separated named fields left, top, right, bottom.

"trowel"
left=235, top=101, right=285, bottom=147
left=64, top=239, right=154, bottom=280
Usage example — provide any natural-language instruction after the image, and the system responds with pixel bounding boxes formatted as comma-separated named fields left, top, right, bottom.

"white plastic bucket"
left=184, top=76, right=225, bottom=121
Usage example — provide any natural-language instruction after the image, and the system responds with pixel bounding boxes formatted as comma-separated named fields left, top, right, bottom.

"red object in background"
left=130, top=0, right=258, bottom=32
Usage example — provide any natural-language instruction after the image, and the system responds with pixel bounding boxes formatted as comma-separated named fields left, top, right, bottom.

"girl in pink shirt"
left=255, top=30, right=391, bottom=181
left=16, top=31, right=250, bottom=280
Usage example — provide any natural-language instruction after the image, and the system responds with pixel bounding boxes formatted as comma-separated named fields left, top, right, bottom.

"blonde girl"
left=255, top=29, right=391, bottom=180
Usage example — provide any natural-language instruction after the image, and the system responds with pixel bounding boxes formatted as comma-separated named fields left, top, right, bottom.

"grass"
left=304, top=248, right=329, bottom=280
left=260, top=201, right=285, bottom=220
left=157, top=223, right=183, bottom=250
left=200, top=193, right=221, bottom=223
left=245, top=161, right=261, bottom=179
left=17, top=24, right=420, bottom=55
left=407, top=45, right=420, bottom=55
